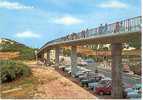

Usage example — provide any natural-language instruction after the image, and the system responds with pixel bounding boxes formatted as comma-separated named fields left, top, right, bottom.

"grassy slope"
left=0, top=74, right=38, bottom=99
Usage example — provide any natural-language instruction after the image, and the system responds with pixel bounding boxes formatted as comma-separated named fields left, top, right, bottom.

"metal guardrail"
left=39, top=16, right=142, bottom=52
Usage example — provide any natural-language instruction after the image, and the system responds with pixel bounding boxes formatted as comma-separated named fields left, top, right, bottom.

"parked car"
left=80, top=73, right=105, bottom=87
left=94, top=73, right=105, bottom=81
left=78, top=60, right=88, bottom=66
left=124, top=88, right=141, bottom=98
left=88, top=77, right=111, bottom=91
left=80, top=78, right=98, bottom=87
left=67, top=70, right=71, bottom=74
left=125, top=70, right=134, bottom=75
left=64, top=65, right=71, bottom=72
left=78, top=71, right=96, bottom=81
left=85, top=59, right=95, bottom=64
left=95, top=81, right=112, bottom=95
left=124, top=84, right=141, bottom=98
left=78, top=74, right=88, bottom=81
left=59, top=65, right=66, bottom=71
left=74, top=70, right=87, bottom=78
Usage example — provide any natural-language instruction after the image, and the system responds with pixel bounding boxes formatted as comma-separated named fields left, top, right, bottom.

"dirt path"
left=30, top=64, right=96, bottom=99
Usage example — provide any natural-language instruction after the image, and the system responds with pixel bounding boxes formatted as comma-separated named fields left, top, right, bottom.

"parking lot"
left=55, top=57, right=141, bottom=99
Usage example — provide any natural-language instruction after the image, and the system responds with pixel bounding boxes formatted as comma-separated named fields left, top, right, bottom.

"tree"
left=128, top=40, right=141, bottom=49
left=63, top=48, right=71, bottom=56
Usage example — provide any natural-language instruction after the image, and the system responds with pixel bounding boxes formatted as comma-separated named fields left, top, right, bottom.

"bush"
left=0, top=60, right=31, bottom=83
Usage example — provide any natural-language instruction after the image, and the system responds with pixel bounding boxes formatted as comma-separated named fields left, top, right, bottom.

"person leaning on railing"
left=119, top=21, right=124, bottom=32
left=80, top=30, right=85, bottom=38
left=85, top=29, right=89, bottom=37
left=104, top=23, right=108, bottom=33
left=127, top=19, right=131, bottom=31
left=114, top=22, right=120, bottom=33
left=99, top=24, right=103, bottom=34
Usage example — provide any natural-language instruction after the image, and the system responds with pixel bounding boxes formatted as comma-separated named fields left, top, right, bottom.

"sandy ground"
left=30, top=64, right=96, bottom=99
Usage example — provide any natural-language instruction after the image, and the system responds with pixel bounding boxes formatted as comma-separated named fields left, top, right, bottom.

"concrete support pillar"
left=71, top=46, right=77, bottom=76
left=55, top=47, right=60, bottom=67
left=111, top=43, right=123, bottom=98
left=46, top=50, right=50, bottom=65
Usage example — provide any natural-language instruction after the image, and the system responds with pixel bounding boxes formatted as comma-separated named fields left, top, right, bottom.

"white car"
left=59, top=65, right=65, bottom=69
left=64, top=66, right=71, bottom=72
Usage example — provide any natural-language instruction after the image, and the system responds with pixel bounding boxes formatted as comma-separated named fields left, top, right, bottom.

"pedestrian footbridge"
left=37, top=16, right=142, bottom=98
left=38, top=16, right=141, bottom=51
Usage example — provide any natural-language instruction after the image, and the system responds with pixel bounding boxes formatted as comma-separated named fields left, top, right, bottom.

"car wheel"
left=83, top=84, right=87, bottom=87
left=85, top=83, right=88, bottom=87
left=99, top=91, right=104, bottom=95
left=90, top=87, right=93, bottom=90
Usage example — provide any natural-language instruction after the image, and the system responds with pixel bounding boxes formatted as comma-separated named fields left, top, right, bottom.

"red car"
left=95, top=81, right=112, bottom=95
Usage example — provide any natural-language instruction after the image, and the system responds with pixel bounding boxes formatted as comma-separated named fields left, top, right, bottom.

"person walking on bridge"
left=85, top=28, right=89, bottom=37
left=127, top=19, right=131, bottom=31
left=104, top=23, right=108, bottom=33
left=81, top=30, right=86, bottom=38
left=114, top=22, right=120, bottom=33
left=99, top=24, right=103, bottom=34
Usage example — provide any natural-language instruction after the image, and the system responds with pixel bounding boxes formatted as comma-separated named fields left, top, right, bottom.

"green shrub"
left=0, top=60, right=31, bottom=83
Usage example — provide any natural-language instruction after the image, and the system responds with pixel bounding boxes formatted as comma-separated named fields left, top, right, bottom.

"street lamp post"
left=35, top=50, right=38, bottom=64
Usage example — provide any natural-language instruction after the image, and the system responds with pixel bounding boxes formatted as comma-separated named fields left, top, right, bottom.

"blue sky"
left=0, top=0, right=141, bottom=48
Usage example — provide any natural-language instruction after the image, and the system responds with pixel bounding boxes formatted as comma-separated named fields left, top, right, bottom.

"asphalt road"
left=83, top=63, right=141, bottom=85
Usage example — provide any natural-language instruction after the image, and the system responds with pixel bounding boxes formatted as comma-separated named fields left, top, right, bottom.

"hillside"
left=0, top=38, right=37, bottom=60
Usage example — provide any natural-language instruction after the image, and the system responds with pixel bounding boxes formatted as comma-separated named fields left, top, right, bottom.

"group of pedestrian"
left=98, top=21, right=125, bottom=34
left=98, top=23, right=108, bottom=34
left=63, top=19, right=132, bottom=41
left=63, top=29, right=89, bottom=41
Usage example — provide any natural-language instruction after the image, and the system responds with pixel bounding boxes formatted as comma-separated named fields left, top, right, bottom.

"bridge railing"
left=85, top=16, right=141, bottom=38
left=40, top=16, right=141, bottom=50
left=58, top=16, right=141, bottom=41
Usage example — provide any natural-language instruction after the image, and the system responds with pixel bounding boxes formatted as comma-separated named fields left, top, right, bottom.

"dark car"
left=80, top=78, right=98, bottom=87
left=75, top=70, right=91, bottom=78
left=79, top=72, right=104, bottom=82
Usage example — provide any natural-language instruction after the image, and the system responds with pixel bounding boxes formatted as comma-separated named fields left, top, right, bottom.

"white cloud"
left=53, top=16, right=83, bottom=25
left=98, top=0, right=128, bottom=9
left=16, top=31, right=40, bottom=38
left=0, top=1, right=34, bottom=10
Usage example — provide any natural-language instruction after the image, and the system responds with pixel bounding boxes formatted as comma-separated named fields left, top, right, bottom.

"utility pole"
left=35, top=50, right=38, bottom=64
